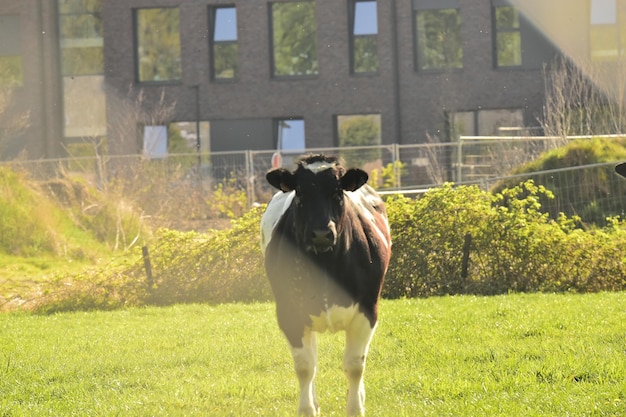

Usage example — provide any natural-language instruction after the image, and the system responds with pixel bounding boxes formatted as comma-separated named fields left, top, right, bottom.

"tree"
left=540, top=58, right=626, bottom=137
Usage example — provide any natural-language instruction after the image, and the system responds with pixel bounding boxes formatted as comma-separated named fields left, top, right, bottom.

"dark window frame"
left=268, top=1, right=319, bottom=79
left=274, top=117, right=306, bottom=151
left=58, top=1, right=104, bottom=77
left=349, top=0, right=379, bottom=75
left=492, top=3, right=522, bottom=69
left=133, top=6, right=183, bottom=85
left=413, top=7, right=463, bottom=72
left=209, top=5, right=238, bottom=81
left=589, top=0, right=625, bottom=60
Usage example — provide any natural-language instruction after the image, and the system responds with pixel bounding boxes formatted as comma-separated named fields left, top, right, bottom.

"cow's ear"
left=616, top=162, right=626, bottom=178
left=341, top=168, right=368, bottom=191
left=266, top=168, right=297, bottom=192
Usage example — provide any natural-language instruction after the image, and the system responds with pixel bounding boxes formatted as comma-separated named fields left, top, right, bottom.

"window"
left=135, top=8, right=182, bottom=82
left=590, top=0, right=625, bottom=60
left=210, top=6, right=238, bottom=79
left=493, top=5, right=522, bottom=67
left=58, top=0, right=106, bottom=138
left=270, top=2, right=318, bottom=77
left=414, top=7, right=462, bottom=70
left=276, top=118, right=306, bottom=151
left=452, top=108, right=523, bottom=138
left=168, top=121, right=211, bottom=153
left=336, top=114, right=381, bottom=167
left=59, top=0, right=103, bottom=76
left=142, top=125, right=168, bottom=158
left=0, top=15, right=22, bottom=86
left=350, top=0, right=378, bottom=74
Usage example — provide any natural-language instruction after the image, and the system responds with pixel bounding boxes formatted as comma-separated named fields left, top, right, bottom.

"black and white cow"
left=260, top=154, right=391, bottom=416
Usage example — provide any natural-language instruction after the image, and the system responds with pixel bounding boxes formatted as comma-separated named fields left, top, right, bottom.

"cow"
left=260, top=154, right=392, bottom=416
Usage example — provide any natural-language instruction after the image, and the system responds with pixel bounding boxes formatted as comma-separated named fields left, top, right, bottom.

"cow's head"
left=266, top=155, right=368, bottom=254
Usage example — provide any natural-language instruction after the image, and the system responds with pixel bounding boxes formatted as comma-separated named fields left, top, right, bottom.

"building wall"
left=103, top=0, right=399, bottom=154
left=102, top=0, right=559, bottom=154
left=395, top=0, right=556, bottom=142
left=2, top=0, right=589, bottom=159
left=0, top=0, right=63, bottom=159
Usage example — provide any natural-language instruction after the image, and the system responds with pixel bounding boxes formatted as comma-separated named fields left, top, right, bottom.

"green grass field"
left=1, top=293, right=625, bottom=416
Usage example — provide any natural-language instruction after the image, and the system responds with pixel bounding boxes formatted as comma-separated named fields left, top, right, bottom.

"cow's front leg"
left=344, top=313, right=376, bottom=416
left=290, top=329, right=320, bottom=416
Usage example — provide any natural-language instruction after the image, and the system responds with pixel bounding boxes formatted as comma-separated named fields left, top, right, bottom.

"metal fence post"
left=457, top=137, right=463, bottom=183
left=392, top=143, right=401, bottom=189
left=246, top=150, right=254, bottom=207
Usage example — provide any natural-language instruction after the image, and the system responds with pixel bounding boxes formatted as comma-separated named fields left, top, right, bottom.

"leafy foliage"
left=492, top=137, right=626, bottom=225
left=28, top=207, right=269, bottom=313
left=19, top=180, right=626, bottom=313
left=369, top=160, right=406, bottom=189
left=209, top=180, right=249, bottom=219
left=385, top=181, right=626, bottom=298
left=144, top=207, right=268, bottom=305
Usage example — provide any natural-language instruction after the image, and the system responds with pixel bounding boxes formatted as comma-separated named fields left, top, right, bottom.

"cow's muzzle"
left=308, top=223, right=337, bottom=254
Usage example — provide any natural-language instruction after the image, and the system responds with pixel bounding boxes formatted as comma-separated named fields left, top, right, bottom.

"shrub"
left=492, top=137, right=626, bottom=225
left=29, top=206, right=269, bottom=313
left=43, top=176, right=148, bottom=251
left=24, top=181, right=626, bottom=313
left=30, top=262, right=148, bottom=314
left=384, top=181, right=626, bottom=298
left=144, top=206, right=269, bottom=305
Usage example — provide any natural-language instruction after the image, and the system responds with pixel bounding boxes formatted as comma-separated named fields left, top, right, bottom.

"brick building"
left=0, top=0, right=621, bottom=159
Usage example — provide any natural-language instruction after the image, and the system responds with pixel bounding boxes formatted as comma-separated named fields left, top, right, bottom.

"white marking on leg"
left=290, top=330, right=320, bottom=416
left=344, top=313, right=376, bottom=417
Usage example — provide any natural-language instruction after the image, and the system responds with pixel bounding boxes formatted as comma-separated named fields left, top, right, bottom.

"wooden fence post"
left=461, top=232, right=472, bottom=280
left=142, top=246, right=153, bottom=291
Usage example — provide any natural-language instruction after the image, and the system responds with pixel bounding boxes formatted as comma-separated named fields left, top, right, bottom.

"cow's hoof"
left=298, top=407, right=318, bottom=417
left=347, top=405, right=364, bottom=416
left=298, top=405, right=319, bottom=416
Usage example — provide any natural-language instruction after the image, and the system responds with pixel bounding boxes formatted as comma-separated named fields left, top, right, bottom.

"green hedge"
left=30, top=181, right=626, bottom=313
left=492, top=137, right=626, bottom=225
left=385, top=181, right=626, bottom=298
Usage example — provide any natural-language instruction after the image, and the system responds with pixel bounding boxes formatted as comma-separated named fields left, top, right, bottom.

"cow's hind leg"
left=344, top=313, right=376, bottom=416
left=290, top=330, right=320, bottom=416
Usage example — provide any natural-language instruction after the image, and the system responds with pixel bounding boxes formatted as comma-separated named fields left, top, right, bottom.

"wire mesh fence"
left=3, top=135, right=626, bottom=227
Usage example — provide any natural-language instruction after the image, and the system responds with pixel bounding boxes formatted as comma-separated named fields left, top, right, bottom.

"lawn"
left=1, top=293, right=625, bottom=416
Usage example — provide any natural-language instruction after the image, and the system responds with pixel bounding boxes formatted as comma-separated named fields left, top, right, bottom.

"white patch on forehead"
left=303, top=161, right=337, bottom=173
